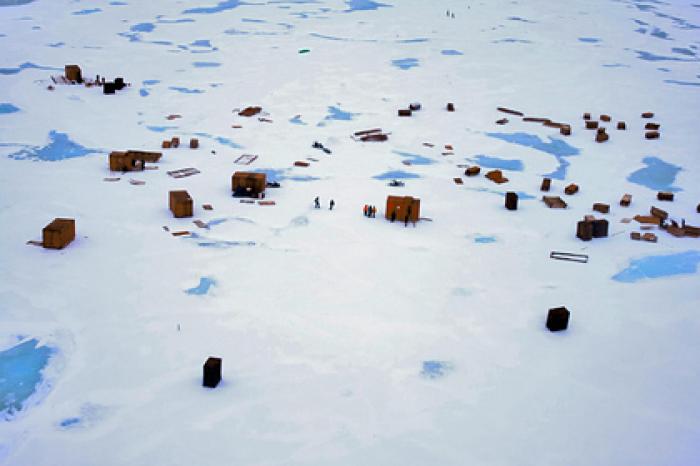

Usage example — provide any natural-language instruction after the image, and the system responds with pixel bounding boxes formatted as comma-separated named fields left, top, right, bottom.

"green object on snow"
left=298, top=48, right=310, bottom=54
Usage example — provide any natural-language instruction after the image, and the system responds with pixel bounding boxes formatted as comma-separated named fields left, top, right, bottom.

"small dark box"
left=505, top=192, right=518, bottom=211
left=203, top=357, right=222, bottom=388
left=577, top=220, right=593, bottom=241
left=546, top=307, right=570, bottom=332
left=103, top=82, right=116, bottom=94
left=592, top=219, right=608, bottom=238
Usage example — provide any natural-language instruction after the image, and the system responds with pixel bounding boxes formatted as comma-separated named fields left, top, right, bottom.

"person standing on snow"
left=330, top=199, right=335, bottom=210
left=314, top=197, right=320, bottom=209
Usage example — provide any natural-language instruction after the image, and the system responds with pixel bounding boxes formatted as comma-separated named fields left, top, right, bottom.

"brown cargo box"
left=446, top=103, right=455, bottom=112
left=386, top=195, right=420, bottom=222
left=540, top=178, right=551, bottom=192
left=238, top=106, right=262, bottom=117
left=634, top=215, right=661, bottom=225
left=620, top=193, right=632, bottom=207
left=465, top=166, right=481, bottom=177
left=398, top=109, right=412, bottom=117
left=564, top=183, right=579, bottom=195
left=592, top=219, right=608, bottom=238
left=42, top=218, right=75, bottom=249
left=593, top=203, right=610, bottom=214
left=560, top=125, right=571, bottom=136
left=543, top=196, right=567, bottom=208
left=657, top=192, right=674, bottom=201
left=64, top=65, right=82, bottom=83
left=505, top=192, right=518, bottom=211
left=585, top=120, right=599, bottom=129
left=546, top=307, right=570, bottom=332
left=485, top=170, right=508, bottom=184
left=577, top=220, right=593, bottom=241
left=583, top=113, right=591, bottom=120
left=232, top=171, right=266, bottom=198
left=162, top=140, right=172, bottom=149
left=617, top=121, right=626, bottom=130
left=630, top=232, right=641, bottom=241
left=189, top=138, right=199, bottom=149
left=169, top=190, right=193, bottom=218
left=641, top=112, right=654, bottom=118
left=645, top=131, right=660, bottom=139
left=642, top=232, right=658, bottom=242
left=650, top=206, right=668, bottom=221
left=600, top=114, right=611, bottom=122
left=645, top=122, right=660, bottom=130
left=203, top=357, right=222, bottom=388
left=596, top=131, right=609, bottom=143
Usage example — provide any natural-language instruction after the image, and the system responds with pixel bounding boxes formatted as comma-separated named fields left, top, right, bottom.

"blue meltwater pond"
left=0, top=339, right=55, bottom=419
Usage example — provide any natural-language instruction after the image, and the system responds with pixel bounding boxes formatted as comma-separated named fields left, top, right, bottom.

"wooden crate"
left=593, top=203, right=610, bottom=214
left=42, top=218, right=75, bottom=249
left=540, top=178, right=551, bottom=192
left=465, top=166, right=481, bottom=177
left=232, top=172, right=267, bottom=198
left=564, top=183, right=579, bottom=195
left=592, top=219, right=608, bottom=238
left=398, top=109, right=412, bottom=117
left=169, top=190, right=193, bottom=218
left=64, top=65, right=82, bottom=82
left=576, top=220, right=593, bottom=241
left=657, top=192, right=674, bottom=201
left=543, top=196, right=567, bottom=208
left=505, top=192, right=518, bottom=211
left=386, top=195, right=420, bottom=222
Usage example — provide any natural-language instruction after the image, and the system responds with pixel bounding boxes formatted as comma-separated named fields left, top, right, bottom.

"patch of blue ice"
left=190, top=39, right=212, bottom=47
left=289, top=115, right=307, bottom=125
left=192, top=132, right=242, bottom=149
left=393, top=150, right=434, bottom=165
left=672, top=47, right=696, bottom=56
left=612, top=251, right=700, bottom=283
left=391, top=58, right=419, bottom=70
left=471, top=155, right=524, bottom=171
left=421, top=361, right=452, bottom=379
left=193, top=61, right=221, bottom=67
left=185, top=277, right=216, bottom=295
left=47, top=42, right=65, bottom=48
left=72, top=8, right=101, bottom=15
left=0, top=62, right=60, bottom=75
left=493, top=38, right=532, bottom=44
left=139, top=89, right=149, bottom=97
left=441, top=49, right=463, bottom=55
left=627, top=156, right=682, bottom=192
left=169, top=86, right=204, bottom=94
left=0, top=339, right=55, bottom=419
left=345, top=0, right=391, bottom=12
left=664, top=79, right=700, bottom=86
left=131, top=23, right=155, bottom=33
left=485, top=132, right=580, bottom=180
left=0, top=103, right=20, bottom=114
left=634, top=50, right=694, bottom=61
left=318, top=106, right=358, bottom=126
left=373, top=170, right=420, bottom=180
left=143, top=79, right=160, bottom=85
left=146, top=126, right=177, bottom=132
left=6, top=131, right=100, bottom=161
left=60, top=417, right=80, bottom=427
left=397, top=38, right=428, bottom=43
left=474, top=235, right=496, bottom=244
left=578, top=37, right=601, bottom=43
left=650, top=28, right=672, bottom=40
left=183, top=0, right=243, bottom=14
left=507, top=16, right=534, bottom=23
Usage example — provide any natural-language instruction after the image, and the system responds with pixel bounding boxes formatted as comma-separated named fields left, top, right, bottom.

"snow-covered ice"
left=1, top=0, right=699, bottom=464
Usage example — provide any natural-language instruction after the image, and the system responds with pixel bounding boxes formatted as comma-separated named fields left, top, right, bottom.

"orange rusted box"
left=42, top=218, right=75, bottom=249
left=617, top=121, right=626, bottom=130
left=540, top=178, right=552, bottom=192
left=560, top=125, right=571, bottom=136
left=169, top=190, right=193, bottom=218
left=386, top=195, right=420, bottom=222
left=232, top=171, right=266, bottom=198
left=600, top=114, right=611, bottom=122
left=585, top=120, right=598, bottom=129
left=465, top=166, right=481, bottom=177
left=162, top=140, right=172, bottom=149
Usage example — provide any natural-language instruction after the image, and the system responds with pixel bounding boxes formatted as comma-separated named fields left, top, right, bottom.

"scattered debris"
left=162, top=226, right=170, bottom=232
left=258, top=117, right=273, bottom=123
left=409, top=103, right=421, bottom=111
left=103, top=177, right=120, bottom=182
left=485, top=169, right=508, bottom=184
left=559, top=125, right=572, bottom=136
left=546, top=306, right=570, bottom=332
left=189, top=138, right=199, bottom=149
left=496, top=118, right=509, bottom=125
left=454, top=177, right=463, bottom=185
left=294, top=161, right=310, bottom=167
left=498, top=107, right=524, bottom=116
left=129, top=179, right=145, bottom=185
left=167, top=167, right=201, bottom=179
left=600, top=114, right=611, bottom=122
left=170, top=190, right=193, bottom=218
left=617, top=121, right=626, bottom=130
left=166, top=114, right=181, bottom=120
left=266, top=181, right=281, bottom=188
left=234, top=154, right=258, bottom=165
left=42, top=218, right=75, bottom=250
left=353, top=128, right=389, bottom=142
left=632, top=232, right=658, bottom=242
left=171, top=231, right=191, bottom=237
left=641, top=112, right=654, bottom=118
left=232, top=124, right=242, bottom=129
left=657, top=192, right=674, bottom=201
left=422, top=142, right=434, bottom=147
left=258, top=200, right=276, bottom=206
left=398, top=109, right=412, bottom=117
left=26, top=240, right=43, bottom=247
left=583, top=113, right=591, bottom=120
left=585, top=120, right=599, bottom=129
left=543, top=196, right=567, bottom=208
left=550, top=251, right=588, bottom=263
left=298, top=48, right=310, bottom=54
left=239, top=106, right=262, bottom=117
left=645, top=131, right=660, bottom=139
left=312, top=141, right=332, bottom=154
left=193, top=220, right=208, bottom=229
left=523, top=117, right=550, bottom=123
left=388, top=179, right=405, bottom=187
left=446, top=103, right=455, bottom=112
left=645, top=122, right=660, bottom=130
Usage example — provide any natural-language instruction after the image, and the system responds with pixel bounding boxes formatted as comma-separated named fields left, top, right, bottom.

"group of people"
left=314, top=197, right=334, bottom=210
left=363, top=205, right=378, bottom=218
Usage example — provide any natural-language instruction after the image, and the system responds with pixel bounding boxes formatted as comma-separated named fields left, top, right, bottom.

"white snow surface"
left=1, top=0, right=699, bottom=465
